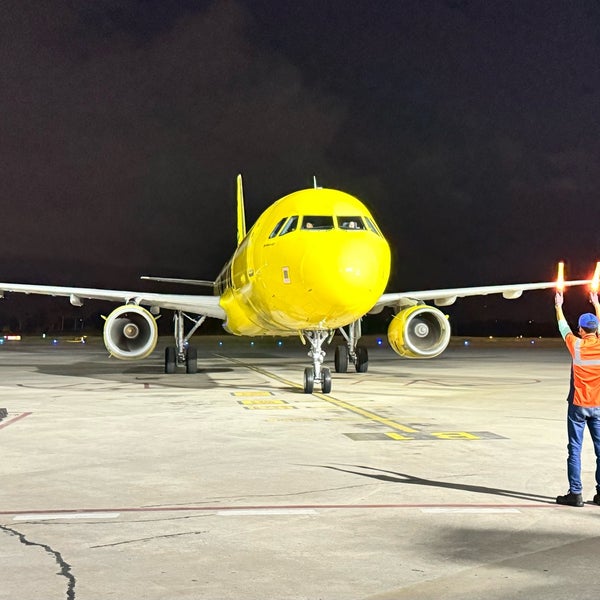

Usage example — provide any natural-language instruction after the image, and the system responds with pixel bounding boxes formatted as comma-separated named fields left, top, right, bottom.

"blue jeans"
left=567, top=403, right=600, bottom=494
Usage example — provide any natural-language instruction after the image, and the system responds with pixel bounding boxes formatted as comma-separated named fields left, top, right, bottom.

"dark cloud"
left=1, top=0, right=599, bottom=325
left=0, top=0, right=345, bottom=284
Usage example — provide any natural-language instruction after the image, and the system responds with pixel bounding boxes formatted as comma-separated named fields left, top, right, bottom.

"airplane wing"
left=0, top=282, right=226, bottom=319
left=370, top=279, right=591, bottom=313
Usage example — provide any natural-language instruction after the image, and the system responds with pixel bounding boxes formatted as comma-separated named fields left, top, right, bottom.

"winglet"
left=236, top=174, right=247, bottom=246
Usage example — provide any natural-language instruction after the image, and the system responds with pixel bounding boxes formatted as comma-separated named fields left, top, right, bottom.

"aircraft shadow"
left=320, top=464, right=555, bottom=504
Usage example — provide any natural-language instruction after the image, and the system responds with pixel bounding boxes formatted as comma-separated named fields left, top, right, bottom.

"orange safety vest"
left=565, top=332, right=600, bottom=407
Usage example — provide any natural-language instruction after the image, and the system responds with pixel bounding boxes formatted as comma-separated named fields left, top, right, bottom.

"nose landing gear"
left=302, top=329, right=333, bottom=394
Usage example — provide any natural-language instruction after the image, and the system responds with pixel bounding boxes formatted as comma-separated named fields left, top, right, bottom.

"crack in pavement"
left=90, top=529, right=206, bottom=549
left=1, top=524, right=76, bottom=600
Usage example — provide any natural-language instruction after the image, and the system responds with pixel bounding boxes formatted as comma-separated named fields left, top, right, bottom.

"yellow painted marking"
left=221, top=355, right=419, bottom=434
left=432, top=431, right=480, bottom=440
left=232, top=391, right=274, bottom=397
left=239, top=399, right=288, bottom=405
left=244, top=405, right=294, bottom=410
left=385, top=432, right=415, bottom=440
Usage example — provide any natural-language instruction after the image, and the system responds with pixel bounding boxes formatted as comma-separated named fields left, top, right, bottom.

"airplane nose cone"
left=335, top=244, right=383, bottom=293
left=300, top=235, right=390, bottom=317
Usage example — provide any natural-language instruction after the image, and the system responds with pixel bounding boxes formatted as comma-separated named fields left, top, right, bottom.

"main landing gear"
left=333, top=319, right=369, bottom=374
left=164, top=311, right=205, bottom=374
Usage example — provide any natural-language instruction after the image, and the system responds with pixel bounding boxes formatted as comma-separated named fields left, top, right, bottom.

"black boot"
left=556, top=492, right=584, bottom=507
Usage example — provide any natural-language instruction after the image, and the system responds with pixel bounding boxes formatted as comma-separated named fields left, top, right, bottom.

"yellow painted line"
left=243, top=405, right=294, bottom=410
left=219, top=355, right=419, bottom=434
left=232, top=391, right=274, bottom=397
left=239, top=399, right=288, bottom=405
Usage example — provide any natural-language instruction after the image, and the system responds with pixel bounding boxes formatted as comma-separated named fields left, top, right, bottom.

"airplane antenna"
left=236, top=174, right=247, bottom=246
left=312, top=175, right=322, bottom=189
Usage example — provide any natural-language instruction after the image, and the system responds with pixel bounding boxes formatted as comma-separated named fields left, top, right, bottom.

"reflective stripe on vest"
left=574, top=339, right=600, bottom=366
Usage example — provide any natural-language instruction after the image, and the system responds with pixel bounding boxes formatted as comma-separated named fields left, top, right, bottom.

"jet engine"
left=387, top=305, right=451, bottom=358
left=103, top=305, right=158, bottom=360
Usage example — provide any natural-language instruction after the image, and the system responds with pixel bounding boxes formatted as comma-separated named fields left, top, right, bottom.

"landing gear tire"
left=165, top=346, right=176, bottom=374
left=321, top=367, right=332, bottom=394
left=334, top=345, right=349, bottom=373
left=355, top=346, right=369, bottom=373
left=303, top=367, right=315, bottom=394
left=186, top=346, right=198, bottom=374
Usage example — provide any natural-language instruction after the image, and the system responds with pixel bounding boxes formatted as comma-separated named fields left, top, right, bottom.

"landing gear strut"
left=164, top=311, right=205, bottom=374
left=302, top=329, right=334, bottom=394
left=334, top=319, right=368, bottom=373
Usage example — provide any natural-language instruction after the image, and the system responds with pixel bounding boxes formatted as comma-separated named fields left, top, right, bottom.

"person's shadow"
left=320, top=464, right=555, bottom=504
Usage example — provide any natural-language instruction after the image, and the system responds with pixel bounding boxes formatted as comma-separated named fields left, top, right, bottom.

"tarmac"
left=1, top=333, right=600, bottom=600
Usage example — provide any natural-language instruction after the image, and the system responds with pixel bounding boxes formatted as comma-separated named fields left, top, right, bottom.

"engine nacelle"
left=103, top=304, right=158, bottom=360
left=388, top=305, right=451, bottom=358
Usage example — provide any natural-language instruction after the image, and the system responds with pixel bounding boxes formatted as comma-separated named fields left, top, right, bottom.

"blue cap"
left=578, top=313, right=599, bottom=330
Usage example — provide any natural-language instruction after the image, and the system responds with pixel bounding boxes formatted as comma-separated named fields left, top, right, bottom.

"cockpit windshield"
left=302, top=216, right=334, bottom=230
left=338, top=216, right=365, bottom=230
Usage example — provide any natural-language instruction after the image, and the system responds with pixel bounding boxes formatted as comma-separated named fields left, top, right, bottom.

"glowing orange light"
left=556, top=261, right=565, bottom=292
left=591, top=262, right=600, bottom=293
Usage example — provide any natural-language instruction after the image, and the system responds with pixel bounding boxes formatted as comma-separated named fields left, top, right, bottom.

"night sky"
left=1, top=0, right=599, bottom=329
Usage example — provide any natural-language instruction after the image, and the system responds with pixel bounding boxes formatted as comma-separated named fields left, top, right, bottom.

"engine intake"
left=388, top=305, right=451, bottom=358
left=103, top=304, right=158, bottom=360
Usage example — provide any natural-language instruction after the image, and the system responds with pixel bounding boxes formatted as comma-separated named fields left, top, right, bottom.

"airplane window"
left=279, top=215, right=298, bottom=236
left=269, top=218, right=287, bottom=239
left=364, top=217, right=382, bottom=236
left=338, top=216, right=365, bottom=230
left=302, top=216, right=334, bottom=230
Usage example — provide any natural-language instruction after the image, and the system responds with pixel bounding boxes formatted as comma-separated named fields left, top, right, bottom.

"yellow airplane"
left=0, top=175, right=591, bottom=393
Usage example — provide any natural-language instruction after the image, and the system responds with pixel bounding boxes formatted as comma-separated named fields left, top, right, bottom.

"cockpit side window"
left=269, top=217, right=287, bottom=239
left=302, top=216, right=334, bottom=230
left=279, top=215, right=298, bottom=236
left=338, top=216, right=365, bottom=230
left=364, top=217, right=382, bottom=236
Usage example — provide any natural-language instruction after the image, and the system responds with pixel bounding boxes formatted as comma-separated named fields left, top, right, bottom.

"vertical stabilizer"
left=236, top=174, right=247, bottom=246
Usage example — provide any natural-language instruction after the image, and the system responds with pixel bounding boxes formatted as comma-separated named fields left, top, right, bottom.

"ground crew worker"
left=555, top=291, right=600, bottom=506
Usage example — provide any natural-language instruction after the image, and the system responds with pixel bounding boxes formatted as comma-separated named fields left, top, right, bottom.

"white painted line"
left=217, top=509, right=317, bottom=516
left=14, top=512, right=121, bottom=521
left=421, top=508, right=521, bottom=514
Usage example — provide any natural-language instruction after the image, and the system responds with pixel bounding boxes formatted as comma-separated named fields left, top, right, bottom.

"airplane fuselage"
left=215, top=187, right=391, bottom=336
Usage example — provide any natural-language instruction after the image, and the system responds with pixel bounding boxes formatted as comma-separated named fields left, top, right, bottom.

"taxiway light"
left=556, top=261, right=565, bottom=292
left=376, top=338, right=383, bottom=346
left=0, top=338, right=4, bottom=345
left=591, top=262, right=600, bottom=293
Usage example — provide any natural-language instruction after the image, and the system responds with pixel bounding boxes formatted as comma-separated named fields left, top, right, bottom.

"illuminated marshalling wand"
left=592, top=261, right=600, bottom=294
left=556, top=261, right=600, bottom=294
left=556, top=261, right=565, bottom=293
